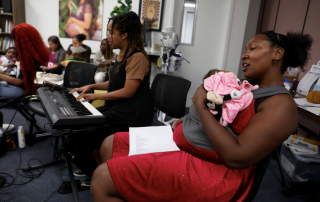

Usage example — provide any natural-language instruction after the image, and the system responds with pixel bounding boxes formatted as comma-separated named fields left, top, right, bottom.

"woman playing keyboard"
left=68, top=12, right=154, bottom=186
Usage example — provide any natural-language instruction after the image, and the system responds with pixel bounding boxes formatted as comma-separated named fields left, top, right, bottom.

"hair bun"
left=285, top=32, right=313, bottom=68
left=75, top=34, right=87, bottom=42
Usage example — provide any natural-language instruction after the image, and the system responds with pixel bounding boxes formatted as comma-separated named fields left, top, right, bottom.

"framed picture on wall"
left=58, top=0, right=104, bottom=40
left=138, top=0, right=165, bottom=32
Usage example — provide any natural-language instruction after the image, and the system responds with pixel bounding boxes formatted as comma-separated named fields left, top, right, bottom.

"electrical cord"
left=0, top=144, right=45, bottom=201
left=3, top=95, right=38, bottom=134
left=42, top=190, right=58, bottom=202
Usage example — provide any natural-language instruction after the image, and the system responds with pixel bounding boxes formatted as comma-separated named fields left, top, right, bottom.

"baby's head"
left=6, top=47, right=17, bottom=60
left=203, top=69, right=230, bottom=81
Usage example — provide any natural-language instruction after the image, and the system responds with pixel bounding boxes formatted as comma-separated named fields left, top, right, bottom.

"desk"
left=297, top=107, right=320, bottom=141
left=295, top=94, right=320, bottom=141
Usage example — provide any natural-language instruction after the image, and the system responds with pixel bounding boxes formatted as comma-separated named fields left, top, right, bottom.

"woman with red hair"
left=0, top=23, right=49, bottom=100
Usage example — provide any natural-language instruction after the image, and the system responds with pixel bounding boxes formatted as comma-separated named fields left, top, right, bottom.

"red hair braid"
left=12, top=23, right=49, bottom=95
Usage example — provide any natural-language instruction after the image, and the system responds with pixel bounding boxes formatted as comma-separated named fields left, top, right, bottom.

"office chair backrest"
left=64, top=62, right=97, bottom=89
left=151, top=74, right=191, bottom=118
left=244, top=150, right=276, bottom=202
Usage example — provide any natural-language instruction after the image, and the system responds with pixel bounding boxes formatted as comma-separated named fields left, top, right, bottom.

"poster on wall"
left=138, top=0, right=165, bottom=32
left=59, top=0, right=104, bottom=40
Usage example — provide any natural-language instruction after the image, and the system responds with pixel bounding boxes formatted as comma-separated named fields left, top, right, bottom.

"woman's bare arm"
left=69, top=13, right=92, bottom=29
left=0, top=73, right=23, bottom=86
left=3, top=62, right=16, bottom=67
left=89, top=81, right=109, bottom=90
left=193, top=84, right=297, bottom=169
left=76, top=79, right=142, bottom=102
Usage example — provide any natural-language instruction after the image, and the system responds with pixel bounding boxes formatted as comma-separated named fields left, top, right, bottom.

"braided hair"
left=111, top=11, right=148, bottom=74
left=12, top=23, right=49, bottom=95
left=261, top=31, right=313, bottom=74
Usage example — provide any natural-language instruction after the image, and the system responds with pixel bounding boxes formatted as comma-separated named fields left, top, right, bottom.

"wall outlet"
left=154, top=43, right=162, bottom=51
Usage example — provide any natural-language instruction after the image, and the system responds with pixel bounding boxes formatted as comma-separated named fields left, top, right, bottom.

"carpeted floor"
left=0, top=106, right=312, bottom=202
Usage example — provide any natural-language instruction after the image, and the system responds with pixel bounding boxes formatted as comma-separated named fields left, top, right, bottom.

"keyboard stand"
left=22, top=130, right=81, bottom=202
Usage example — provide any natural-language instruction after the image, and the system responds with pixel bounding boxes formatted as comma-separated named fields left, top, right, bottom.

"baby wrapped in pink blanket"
left=204, top=71, right=258, bottom=126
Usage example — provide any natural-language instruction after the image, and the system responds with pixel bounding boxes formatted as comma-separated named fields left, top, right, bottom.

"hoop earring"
left=273, top=60, right=276, bottom=66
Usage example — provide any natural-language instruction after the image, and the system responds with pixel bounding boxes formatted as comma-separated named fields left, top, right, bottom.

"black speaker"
left=2, top=0, right=12, bottom=13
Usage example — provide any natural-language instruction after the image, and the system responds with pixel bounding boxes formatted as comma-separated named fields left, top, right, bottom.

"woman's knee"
left=100, top=134, right=114, bottom=160
left=91, top=162, right=121, bottom=199
left=91, top=163, right=110, bottom=196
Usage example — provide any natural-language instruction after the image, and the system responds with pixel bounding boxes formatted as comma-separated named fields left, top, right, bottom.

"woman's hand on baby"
left=76, top=93, right=97, bottom=102
left=69, top=85, right=91, bottom=94
left=192, top=84, right=207, bottom=110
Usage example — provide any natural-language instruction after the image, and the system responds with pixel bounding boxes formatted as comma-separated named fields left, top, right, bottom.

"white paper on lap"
left=128, top=126, right=180, bottom=156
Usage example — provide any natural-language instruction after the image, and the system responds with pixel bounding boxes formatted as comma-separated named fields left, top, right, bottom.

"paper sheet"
left=294, top=98, right=320, bottom=107
left=296, top=65, right=320, bottom=96
left=128, top=126, right=180, bottom=156
left=70, top=46, right=87, bottom=53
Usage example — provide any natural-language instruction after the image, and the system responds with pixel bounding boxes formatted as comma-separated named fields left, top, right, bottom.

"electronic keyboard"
left=37, top=87, right=105, bottom=129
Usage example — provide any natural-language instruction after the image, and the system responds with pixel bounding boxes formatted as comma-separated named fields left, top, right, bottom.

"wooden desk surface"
left=297, top=106, right=320, bottom=138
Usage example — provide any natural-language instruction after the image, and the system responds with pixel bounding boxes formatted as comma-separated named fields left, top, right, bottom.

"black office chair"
left=151, top=74, right=191, bottom=125
left=27, top=62, right=97, bottom=145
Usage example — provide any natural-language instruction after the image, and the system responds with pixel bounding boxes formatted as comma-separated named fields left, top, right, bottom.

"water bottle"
left=0, top=81, right=8, bottom=86
left=17, top=126, right=25, bottom=148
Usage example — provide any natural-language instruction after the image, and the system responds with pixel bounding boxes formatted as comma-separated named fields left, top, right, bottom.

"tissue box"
left=280, top=143, right=320, bottom=182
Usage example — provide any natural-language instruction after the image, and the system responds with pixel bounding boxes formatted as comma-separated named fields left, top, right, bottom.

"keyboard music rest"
left=38, top=87, right=105, bottom=129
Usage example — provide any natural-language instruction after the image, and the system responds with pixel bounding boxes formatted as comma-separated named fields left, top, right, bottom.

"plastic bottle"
left=0, top=81, right=8, bottom=86
left=17, top=126, right=25, bottom=148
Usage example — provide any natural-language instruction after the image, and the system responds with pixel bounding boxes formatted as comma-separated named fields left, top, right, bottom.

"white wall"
left=236, top=0, right=261, bottom=78
left=25, top=0, right=140, bottom=55
left=25, top=0, right=259, bottom=108
left=172, top=0, right=233, bottom=107
left=222, top=0, right=261, bottom=77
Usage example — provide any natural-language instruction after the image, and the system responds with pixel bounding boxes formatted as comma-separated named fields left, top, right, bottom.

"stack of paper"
left=294, top=98, right=320, bottom=107
left=296, top=65, right=320, bottom=96
left=70, top=46, right=87, bottom=53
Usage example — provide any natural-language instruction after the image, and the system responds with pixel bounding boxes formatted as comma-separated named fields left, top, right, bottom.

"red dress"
left=107, top=101, right=257, bottom=202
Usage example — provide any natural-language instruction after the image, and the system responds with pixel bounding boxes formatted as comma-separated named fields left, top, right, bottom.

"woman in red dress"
left=90, top=30, right=312, bottom=201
